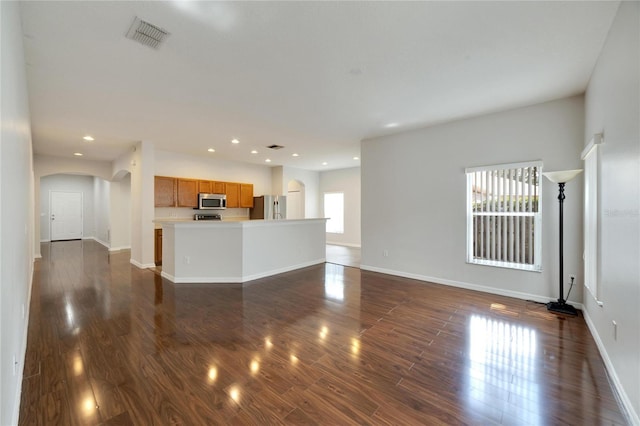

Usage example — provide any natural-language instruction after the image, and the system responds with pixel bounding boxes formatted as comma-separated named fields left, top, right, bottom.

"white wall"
left=362, top=96, right=585, bottom=304
left=583, top=2, right=640, bottom=422
left=320, top=167, right=361, bottom=247
left=39, top=174, right=95, bottom=242
left=0, top=2, right=35, bottom=424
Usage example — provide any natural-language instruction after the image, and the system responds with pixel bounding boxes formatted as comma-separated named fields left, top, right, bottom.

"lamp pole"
left=542, top=169, right=582, bottom=316
left=557, top=182, right=566, bottom=305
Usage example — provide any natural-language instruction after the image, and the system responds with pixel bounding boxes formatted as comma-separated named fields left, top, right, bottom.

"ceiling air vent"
left=267, top=144, right=285, bottom=150
left=125, top=17, right=169, bottom=49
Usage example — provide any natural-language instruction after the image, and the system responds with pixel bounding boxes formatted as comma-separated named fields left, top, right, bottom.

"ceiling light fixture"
left=322, top=162, right=328, bottom=166
left=385, top=123, right=399, bottom=128
left=73, top=152, right=83, bottom=156
left=207, top=148, right=215, bottom=152
left=292, top=153, right=299, bottom=157
left=353, top=156, right=360, bottom=160
left=265, top=159, right=271, bottom=163
left=83, top=136, right=94, bottom=141
left=251, top=150, right=258, bottom=154
left=231, top=139, right=240, bottom=144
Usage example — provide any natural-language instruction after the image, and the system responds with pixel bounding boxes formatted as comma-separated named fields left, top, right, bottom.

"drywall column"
left=109, top=174, right=131, bottom=251
left=129, top=141, right=155, bottom=268
left=583, top=1, right=640, bottom=421
left=1, top=2, right=35, bottom=424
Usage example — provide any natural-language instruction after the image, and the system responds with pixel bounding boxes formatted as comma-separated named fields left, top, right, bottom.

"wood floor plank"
left=18, top=240, right=630, bottom=425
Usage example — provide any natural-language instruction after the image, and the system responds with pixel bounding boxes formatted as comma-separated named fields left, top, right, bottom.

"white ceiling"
left=20, top=1, right=619, bottom=171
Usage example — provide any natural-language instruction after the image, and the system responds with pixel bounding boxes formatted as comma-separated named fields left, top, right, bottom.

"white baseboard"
left=162, top=259, right=326, bottom=284
left=91, top=237, right=110, bottom=248
left=360, top=264, right=560, bottom=304
left=130, top=259, right=155, bottom=269
left=326, top=242, right=361, bottom=248
left=108, top=246, right=131, bottom=252
left=582, top=310, right=640, bottom=425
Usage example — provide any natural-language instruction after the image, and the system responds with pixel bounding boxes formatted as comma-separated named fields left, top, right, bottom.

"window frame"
left=581, top=135, right=603, bottom=305
left=465, top=160, right=543, bottom=272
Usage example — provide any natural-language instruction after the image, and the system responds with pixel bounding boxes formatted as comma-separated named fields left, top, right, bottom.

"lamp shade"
left=542, top=169, right=583, bottom=184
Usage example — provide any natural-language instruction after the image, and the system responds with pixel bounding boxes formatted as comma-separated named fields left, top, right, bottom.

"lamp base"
left=547, top=301, right=578, bottom=316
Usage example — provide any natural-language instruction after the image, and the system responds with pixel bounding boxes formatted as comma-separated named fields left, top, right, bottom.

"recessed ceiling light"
left=292, top=153, right=299, bottom=157
left=207, top=148, right=215, bottom=152
left=251, top=150, right=258, bottom=154
left=322, top=162, right=328, bottom=166
left=384, top=123, right=399, bottom=128
left=265, top=159, right=271, bottom=163
left=353, top=156, right=360, bottom=160
left=83, top=135, right=94, bottom=141
left=73, top=152, right=83, bottom=156
left=231, top=139, right=240, bottom=144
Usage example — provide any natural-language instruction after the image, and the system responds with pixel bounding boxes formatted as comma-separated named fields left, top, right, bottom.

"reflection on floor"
left=20, top=240, right=628, bottom=425
left=325, top=244, right=361, bottom=268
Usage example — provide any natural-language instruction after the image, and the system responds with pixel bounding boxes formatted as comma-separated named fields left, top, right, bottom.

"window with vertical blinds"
left=466, top=161, right=543, bottom=271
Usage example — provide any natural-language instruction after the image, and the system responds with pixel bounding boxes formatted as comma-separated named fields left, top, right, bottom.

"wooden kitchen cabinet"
left=177, top=179, right=198, bottom=207
left=198, top=180, right=212, bottom=193
left=212, top=181, right=226, bottom=194
left=239, top=183, right=254, bottom=208
left=225, top=182, right=240, bottom=208
left=154, top=228, right=162, bottom=265
left=155, top=176, right=176, bottom=207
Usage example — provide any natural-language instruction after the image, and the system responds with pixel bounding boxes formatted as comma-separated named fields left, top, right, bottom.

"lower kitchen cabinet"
left=154, top=228, right=162, bottom=266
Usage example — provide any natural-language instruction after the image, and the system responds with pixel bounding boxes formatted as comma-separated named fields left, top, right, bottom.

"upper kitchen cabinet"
left=177, top=178, right=198, bottom=207
left=212, top=181, right=226, bottom=194
left=240, top=183, right=254, bottom=208
left=198, top=180, right=212, bottom=193
left=155, top=176, right=176, bottom=207
left=225, top=182, right=240, bottom=208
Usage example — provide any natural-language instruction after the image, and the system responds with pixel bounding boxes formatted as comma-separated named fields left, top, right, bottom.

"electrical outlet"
left=183, top=256, right=190, bottom=265
left=383, top=249, right=389, bottom=257
left=612, top=320, right=617, bottom=340
left=569, top=273, right=576, bottom=282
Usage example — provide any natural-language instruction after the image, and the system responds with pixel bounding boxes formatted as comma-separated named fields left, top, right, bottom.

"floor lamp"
left=543, top=169, right=583, bottom=315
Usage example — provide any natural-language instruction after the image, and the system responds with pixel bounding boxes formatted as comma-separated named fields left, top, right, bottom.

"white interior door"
left=51, top=191, right=83, bottom=241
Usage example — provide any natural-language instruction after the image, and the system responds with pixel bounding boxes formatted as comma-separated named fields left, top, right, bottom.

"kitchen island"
left=155, top=218, right=327, bottom=283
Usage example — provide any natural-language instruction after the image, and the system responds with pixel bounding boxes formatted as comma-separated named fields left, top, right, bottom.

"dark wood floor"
left=19, top=240, right=628, bottom=425
left=326, top=244, right=361, bottom=268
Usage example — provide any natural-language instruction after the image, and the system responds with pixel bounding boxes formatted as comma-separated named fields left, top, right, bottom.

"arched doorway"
left=38, top=172, right=131, bottom=250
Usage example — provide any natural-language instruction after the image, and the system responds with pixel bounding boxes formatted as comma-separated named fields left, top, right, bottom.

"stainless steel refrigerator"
left=250, top=195, right=287, bottom=220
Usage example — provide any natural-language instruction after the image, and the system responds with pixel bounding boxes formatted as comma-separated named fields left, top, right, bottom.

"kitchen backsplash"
left=155, top=207, right=249, bottom=220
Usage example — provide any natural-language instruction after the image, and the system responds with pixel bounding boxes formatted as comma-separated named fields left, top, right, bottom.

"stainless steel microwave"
left=198, top=193, right=226, bottom=209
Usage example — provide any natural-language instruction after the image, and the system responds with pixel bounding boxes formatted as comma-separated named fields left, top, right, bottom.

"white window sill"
left=467, top=259, right=542, bottom=272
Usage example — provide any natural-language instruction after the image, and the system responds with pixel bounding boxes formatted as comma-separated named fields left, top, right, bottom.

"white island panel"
left=241, top=219, right=327, bottom=281
left=157, top=219, right=327, bottom=284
